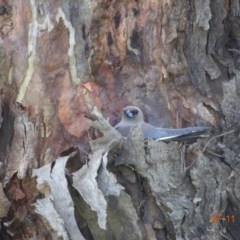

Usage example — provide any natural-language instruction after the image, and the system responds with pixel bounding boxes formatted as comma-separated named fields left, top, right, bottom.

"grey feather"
left=115, top=106, right=210, bottom=142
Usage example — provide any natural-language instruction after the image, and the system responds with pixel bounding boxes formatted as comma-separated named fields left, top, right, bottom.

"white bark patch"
left=55, top=8, right=80, bottom=84
left=32, top=156, right=85, bottom=240
left=72, top=149, right=108, bottom=230
left=97, top=151, right=124, bottom=196
left=72, top=145, right=124, bottom=230
left=34, top=197, right=70, bottom=240
left=16, top=0, right=38, bottom=103
left=5, top=113, right=38, bottom=183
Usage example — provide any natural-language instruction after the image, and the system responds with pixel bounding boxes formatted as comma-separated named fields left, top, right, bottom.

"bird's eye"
left=132, top=110, right=138, bottom=115
left=124, top=109, right=138, bottom=118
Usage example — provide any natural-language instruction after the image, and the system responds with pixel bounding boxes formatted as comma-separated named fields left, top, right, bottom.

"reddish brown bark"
left=0, top=0, right=240, bottom=239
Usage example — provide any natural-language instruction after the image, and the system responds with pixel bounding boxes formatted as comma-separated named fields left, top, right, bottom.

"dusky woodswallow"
left=114, top=106, right=210, bottom=141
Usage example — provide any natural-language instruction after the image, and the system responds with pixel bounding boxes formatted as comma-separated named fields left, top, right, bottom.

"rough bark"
left=0, top=0, right=240, bottom=239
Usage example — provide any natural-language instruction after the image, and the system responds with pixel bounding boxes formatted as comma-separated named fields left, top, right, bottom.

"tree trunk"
left=0, top=0, right=239, bottom=239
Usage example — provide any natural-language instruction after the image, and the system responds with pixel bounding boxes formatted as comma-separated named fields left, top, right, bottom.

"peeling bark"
left=0, top=0, right=240, bottom=239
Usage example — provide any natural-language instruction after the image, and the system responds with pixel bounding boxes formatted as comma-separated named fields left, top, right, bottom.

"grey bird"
left=114, top=106, right=210, bottom=141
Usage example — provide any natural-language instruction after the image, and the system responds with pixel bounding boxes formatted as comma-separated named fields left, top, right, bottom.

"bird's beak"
left=124, top=109, right=133, bottom=118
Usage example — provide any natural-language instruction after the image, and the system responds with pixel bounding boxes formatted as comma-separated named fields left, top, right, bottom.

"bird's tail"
left=144, top=126, right=210, bottom=142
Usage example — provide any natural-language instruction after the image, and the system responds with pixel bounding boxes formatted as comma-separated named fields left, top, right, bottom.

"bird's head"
left=122, top=106, right=144, bottom=125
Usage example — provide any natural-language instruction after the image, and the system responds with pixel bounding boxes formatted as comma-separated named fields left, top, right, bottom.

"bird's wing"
left=114, top=125, right=132, bottom=138
left=143, top=126, right=210, bottom=141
